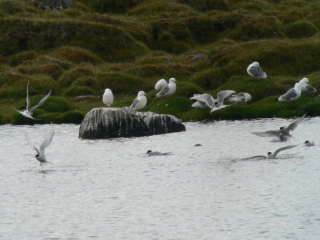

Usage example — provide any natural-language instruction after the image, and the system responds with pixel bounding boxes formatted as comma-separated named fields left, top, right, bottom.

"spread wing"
left=286, top=113, right=306, bottom=132
left=252, top=130, right=280, bottom=137
left=39, top=128, right=55, bottom=156
left=30, top=90, right=52, bottom=112
left=190, top=93, right=214, bottom=108
left=273, top=145, right=297, bottom=158
left=26, top=132, right=40, bottom=154
left=216, top=90, right=236, bottom=104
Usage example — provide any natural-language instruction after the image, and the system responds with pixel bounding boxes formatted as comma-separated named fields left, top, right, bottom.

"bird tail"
left=267, top=76, right=271, bottom=79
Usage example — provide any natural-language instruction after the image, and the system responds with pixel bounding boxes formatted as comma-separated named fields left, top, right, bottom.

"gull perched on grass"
left=247, top=62, right=270, bottom=79
left=146, top=150, right=173, bottom=156
left=243, top=145, right=297, bottom=160
left=27, top=128, right=55, bottom=171
left=103, top=88, right=114, bottom=106
left=12, top=81, right=51, bottom=120
left=252, top=113, right=306, bottom=141
left=130, top=91, right=147, bottom=110
left=298, top=78, right=319, bottom=97
left=155, top=78, right=177, bottom=97
left=228, top=92, right=252, bottom=105
left=190, top=93, right=215, bottom=108
left=277, top=83, right=302, bottom=101
left=210, top=90, right=236, bottom=113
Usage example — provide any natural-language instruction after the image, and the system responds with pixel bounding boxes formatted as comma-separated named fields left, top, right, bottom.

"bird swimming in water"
left=146, top=150, right=173, bottom=156
left=243, top=145, right=297, bottom=160
left=155, top=78, right=177, bottom=97
left=130, top=91, right=147, bottom=110
left=12, top=81, right=51, bottom=120
left=27, top=128, right=55, bottom=171
left=247, top=62, right=270, bottom=79
left=304, top=140, right=315, bottom=146
left=103, top=88, right=114, bottom=106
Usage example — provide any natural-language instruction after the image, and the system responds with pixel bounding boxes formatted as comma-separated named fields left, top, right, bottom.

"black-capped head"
left=267, top=152, right=272, bottom=155
left=305, top=141, right=310, bottom=144
left=214, top=102, right=218, bottom=106
left=280, top=127, right=285, bottom=130
left=146, top=150, right=152, bottom=154
left=35, top=154, right=39, bottom=158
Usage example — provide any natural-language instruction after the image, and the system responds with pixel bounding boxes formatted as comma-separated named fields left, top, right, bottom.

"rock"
left=38, top=0, right=74, bottom=10
left=79, top=107, right=186, bottom=139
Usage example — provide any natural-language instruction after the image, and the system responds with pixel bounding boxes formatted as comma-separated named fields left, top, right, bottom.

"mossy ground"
left=1, top=0, right=320, bottom=124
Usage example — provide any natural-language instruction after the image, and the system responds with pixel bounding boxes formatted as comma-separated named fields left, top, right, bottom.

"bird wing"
left=30, top=90, right=51, bottom=112
left=156, top=85, right=169, bottom=97
left=286, top=113, right=306, bottom=132
left=279, top=88, right=298, bottom=101
left=242, top=155, right=266, bottom=160
left=248, top=66, right=266, bottom=78
left=155, top=79, right=168, bottom=91
left=191, top=101, right=207, bottom=108
left=39, top=128, right=55, bottom=156
left=26, top=132, right=40, bottom=154
left=216, top=90, right=236, bottom=104
left=26, top=81, right=30, bottom=111
left=273, top=145, right=297, bottom=158
left=130, top=97, right=140, bottom=109
left=306, top=84, right=317, bottom=92
left=252, top=130, right=279, bottom=137
left=190, top=93, right=214, bottom=108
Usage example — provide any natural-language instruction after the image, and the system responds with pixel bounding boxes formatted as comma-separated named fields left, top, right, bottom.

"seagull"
left=243, top=145, right=297, bottom=160
left=103, top=88, right=114, bottom=106
left=252, top=113, right=306, bottom=141
left=155, top=78, right=177, bottom=97
left=304, top=140, right=315, bottom=146
left=190, top=93, right=214, bottom=108
left=210, top=90, right=236, bottom=113
left=298, top=78, right=319, bottom=97
left=155, top=79, right=168, bottom=91
left=146, top=150, right=173, bottom=156
left=27, top=128, right=55, bottom=171
left=130, top=91, right=147, bottom=110
left=12, top=81, right=51, bottom=120
left=228, top=92, right=252, bottom=105
left=277, top=83, right=302, bottom=101
left=247, top=62, right=270, bottom=79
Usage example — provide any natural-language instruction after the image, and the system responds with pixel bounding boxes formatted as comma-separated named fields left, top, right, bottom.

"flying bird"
left=210, top=90, right=236, bottom=113
left=190, top=93, right=215, bottom=109
left=103, top=88, right=114, bottom=106
left=252, top=113, right=306, bottom=141
left=12, top=81, right=51, bottom=120
left=130, top=91, right=147, bottom=110
left=146, top=150, right=173, bottom=156
left=247, top=62, right=270, bottom=79
left=155, top=78, right=177, bottom=97
left=243, top=145, right=297, bottom=160
left=228, top=92, right=252, bottom=105
left=27, top=128, right=55, bottom=171
left=277, top=83, right=302, bottom=101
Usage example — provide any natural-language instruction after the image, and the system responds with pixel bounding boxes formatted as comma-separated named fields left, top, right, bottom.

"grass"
left=1, top=0, right=320, bottom=124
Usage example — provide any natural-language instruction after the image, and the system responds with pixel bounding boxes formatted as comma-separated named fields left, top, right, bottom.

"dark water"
left=1, top=118, right=320, bottom=239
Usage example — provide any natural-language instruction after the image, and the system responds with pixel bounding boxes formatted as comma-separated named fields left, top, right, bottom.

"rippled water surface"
left=1, top=118, right=320, bottom=239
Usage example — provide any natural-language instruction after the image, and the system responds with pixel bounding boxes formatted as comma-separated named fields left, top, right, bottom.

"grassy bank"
left=0, top=0, right=320, bottom=124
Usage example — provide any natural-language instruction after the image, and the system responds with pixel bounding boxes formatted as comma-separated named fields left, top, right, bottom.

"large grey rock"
left=79, top=107, right=186, bottom=139
left=38, top=0, right=74, bottom=10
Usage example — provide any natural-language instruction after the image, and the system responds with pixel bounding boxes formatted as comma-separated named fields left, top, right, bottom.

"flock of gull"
left=12, top=61, right=318, bottom=170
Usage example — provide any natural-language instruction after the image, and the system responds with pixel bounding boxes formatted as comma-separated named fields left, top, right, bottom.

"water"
left=1, top=118, right=320, bottom=240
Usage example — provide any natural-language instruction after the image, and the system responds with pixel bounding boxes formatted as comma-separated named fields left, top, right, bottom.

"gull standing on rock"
left=277, top=83, right=302, bottom=101
left=247, top=62, right=270, bottom=79
left=12, top=81, right=51, bottom=120
left=103, top=88, right=114, bottom=106
left=130, top=91, right=147, bottom=110
left=210, top=90, right=236, bottom=113
left=27, top=128, right=55, bottom=171
left=155, top=78, right=177, bottom=97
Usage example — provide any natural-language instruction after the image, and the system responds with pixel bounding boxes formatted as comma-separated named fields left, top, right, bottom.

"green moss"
left=286, top=21, right=318, bottom=39
left=62, top=111, right=85, bottom=123
left=9, top=51, right=39, bottom=67
left=178, top=0, right=230, bottom=11
left=58, top=66, right=94, bottom=88
left=77, top=0, right=144, bottom=13
left=37, top=112, right=64, bottom=124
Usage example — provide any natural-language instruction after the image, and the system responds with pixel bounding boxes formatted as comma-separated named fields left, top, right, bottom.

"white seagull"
left=190, top=93, right=215, bottom=108
left=252, top=113, right=306, bottom=141
left=12, top=81, right=51, bottom=120
left=228, top=92, right=252, bottom=105
left=243, top=145, right=297, bottom=160
left=155, top=78, right=177, bottom=97
left=27, top=128, right=55, bottom=171
left=146, top=150, right=173, bottom=156
left=277, top=83, right=302, bottom=101
left=247, top=62, right=270, bottom=79
left=103, top=88, right=114, bottom=106
left=210, top=90, right=236, bottom=113
left=130, top=91, right=147, bottom=110
left=155, top=79, right=168, bottom=91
